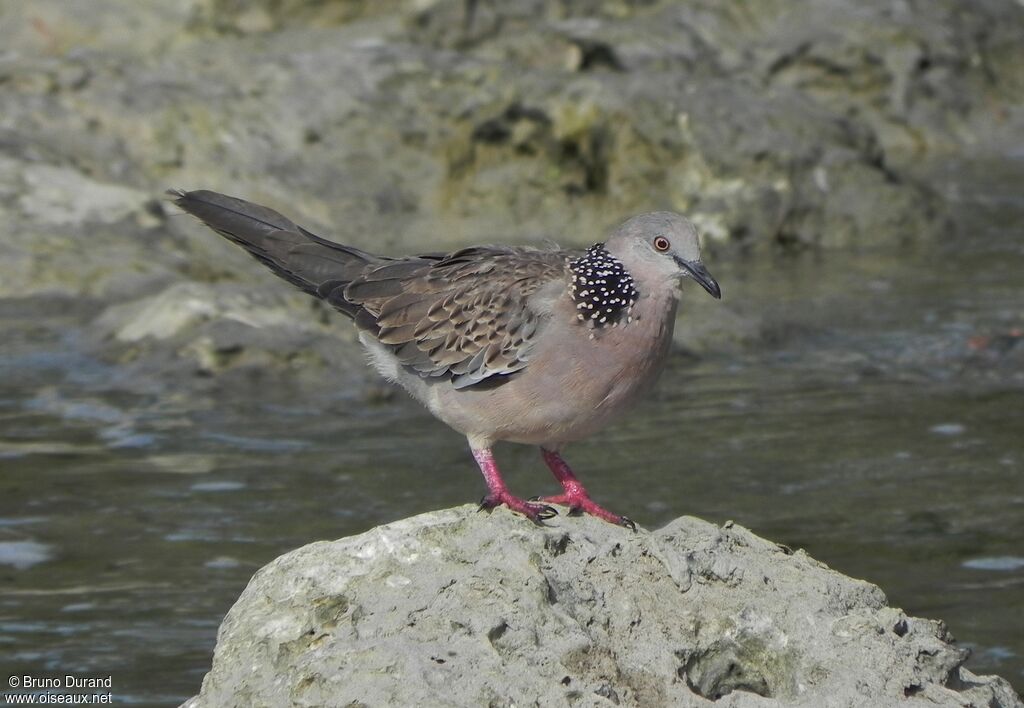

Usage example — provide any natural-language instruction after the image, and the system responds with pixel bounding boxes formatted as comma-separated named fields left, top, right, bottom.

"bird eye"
left=654, top=236, right=670, bottom=252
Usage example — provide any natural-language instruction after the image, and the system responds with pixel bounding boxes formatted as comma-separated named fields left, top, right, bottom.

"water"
left=1, top=158, right=1022, bottom=704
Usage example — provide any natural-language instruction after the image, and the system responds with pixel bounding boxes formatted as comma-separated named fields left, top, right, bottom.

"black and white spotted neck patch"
left=568, top=244, right=639, bottom=327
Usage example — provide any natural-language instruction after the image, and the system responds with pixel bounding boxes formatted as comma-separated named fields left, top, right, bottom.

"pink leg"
left=539, top=449, right=636, bottom=530
left=472, top=447, right=557, bottom=523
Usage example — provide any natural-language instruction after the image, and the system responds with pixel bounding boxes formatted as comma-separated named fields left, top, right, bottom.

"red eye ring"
left=654, top=236, right=670, bottom=252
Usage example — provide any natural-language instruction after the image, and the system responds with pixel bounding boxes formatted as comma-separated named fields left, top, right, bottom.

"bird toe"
left=479, top=492, right=559, bottom=524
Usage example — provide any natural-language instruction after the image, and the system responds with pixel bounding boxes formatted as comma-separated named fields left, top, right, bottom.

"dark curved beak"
left=674, top=257, right=721, bottom=299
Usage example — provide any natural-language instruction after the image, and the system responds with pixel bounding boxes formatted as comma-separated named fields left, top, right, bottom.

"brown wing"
left=335, top=247, right=568, bottom=389
left=172, top=190, right=571, bottom=389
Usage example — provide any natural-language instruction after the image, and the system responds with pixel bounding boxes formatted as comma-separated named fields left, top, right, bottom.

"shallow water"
left=1, top=158, right=1022, bottom=704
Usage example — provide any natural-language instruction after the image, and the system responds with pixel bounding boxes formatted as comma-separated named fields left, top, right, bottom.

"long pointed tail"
left=170, top=190, right=382, bottom=318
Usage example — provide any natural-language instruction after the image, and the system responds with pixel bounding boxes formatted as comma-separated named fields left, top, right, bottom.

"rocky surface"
left=182, top=507, right=1022, bottom=708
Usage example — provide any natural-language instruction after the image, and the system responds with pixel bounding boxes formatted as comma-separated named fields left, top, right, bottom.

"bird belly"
left=424, top=292, right=679, bottom=447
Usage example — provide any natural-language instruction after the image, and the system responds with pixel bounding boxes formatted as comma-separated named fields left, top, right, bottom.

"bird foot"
left=534, top=492, right=636, bottom=531
left=479, top=492, right=558, bottom=524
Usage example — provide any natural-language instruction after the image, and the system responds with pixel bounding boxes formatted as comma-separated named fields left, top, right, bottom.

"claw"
left=526, top=497, right=560, bottom=519
left=480, top=491, right=558, bottom=524
left=620, top=516, right=637, bottom=532
left=536, top=504, right=559, bottom=520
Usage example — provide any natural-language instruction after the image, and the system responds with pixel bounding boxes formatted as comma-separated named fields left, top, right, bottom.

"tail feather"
left=170, top=189, right=383, bottom=317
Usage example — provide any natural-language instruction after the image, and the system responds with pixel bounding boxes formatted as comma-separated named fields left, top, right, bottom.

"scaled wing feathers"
left=342, top=247, right=566, bottom=389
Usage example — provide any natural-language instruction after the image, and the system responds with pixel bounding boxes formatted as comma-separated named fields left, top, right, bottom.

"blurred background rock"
left=3, top=0, right=1023, bottom=377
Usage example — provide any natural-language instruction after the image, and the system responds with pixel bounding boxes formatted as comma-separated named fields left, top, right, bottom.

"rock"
left=181, top=507, right=1022, bottom=708
left=2, top=0, right=1022, bottom=288
left=96, top=281, right=309, bottom=344
left=17, top=163, right=152, bottom=227
left=90, top=281, right=368, bottom=391
left=0, top=155, right=174, bottom=300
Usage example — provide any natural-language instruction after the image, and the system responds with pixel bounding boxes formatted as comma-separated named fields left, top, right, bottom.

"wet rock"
left=181, top=508, right=1022, bottom=708
left=97, top=282, right=306, bottom=344
left=91, top=281, right=367, bottom=391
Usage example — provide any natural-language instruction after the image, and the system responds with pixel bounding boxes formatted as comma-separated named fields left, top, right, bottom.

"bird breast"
left=418, top=287, right=680, bottom=447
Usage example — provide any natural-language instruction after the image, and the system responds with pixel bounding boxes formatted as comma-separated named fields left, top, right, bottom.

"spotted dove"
left=171, top=190, right=721, bottom=528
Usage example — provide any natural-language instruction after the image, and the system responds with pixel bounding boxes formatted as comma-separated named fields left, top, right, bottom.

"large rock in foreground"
left=183, top=507, right=1021, bottom=707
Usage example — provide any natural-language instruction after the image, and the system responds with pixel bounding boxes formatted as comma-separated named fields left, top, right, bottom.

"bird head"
left=604, top=212, right=721, bottom=299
